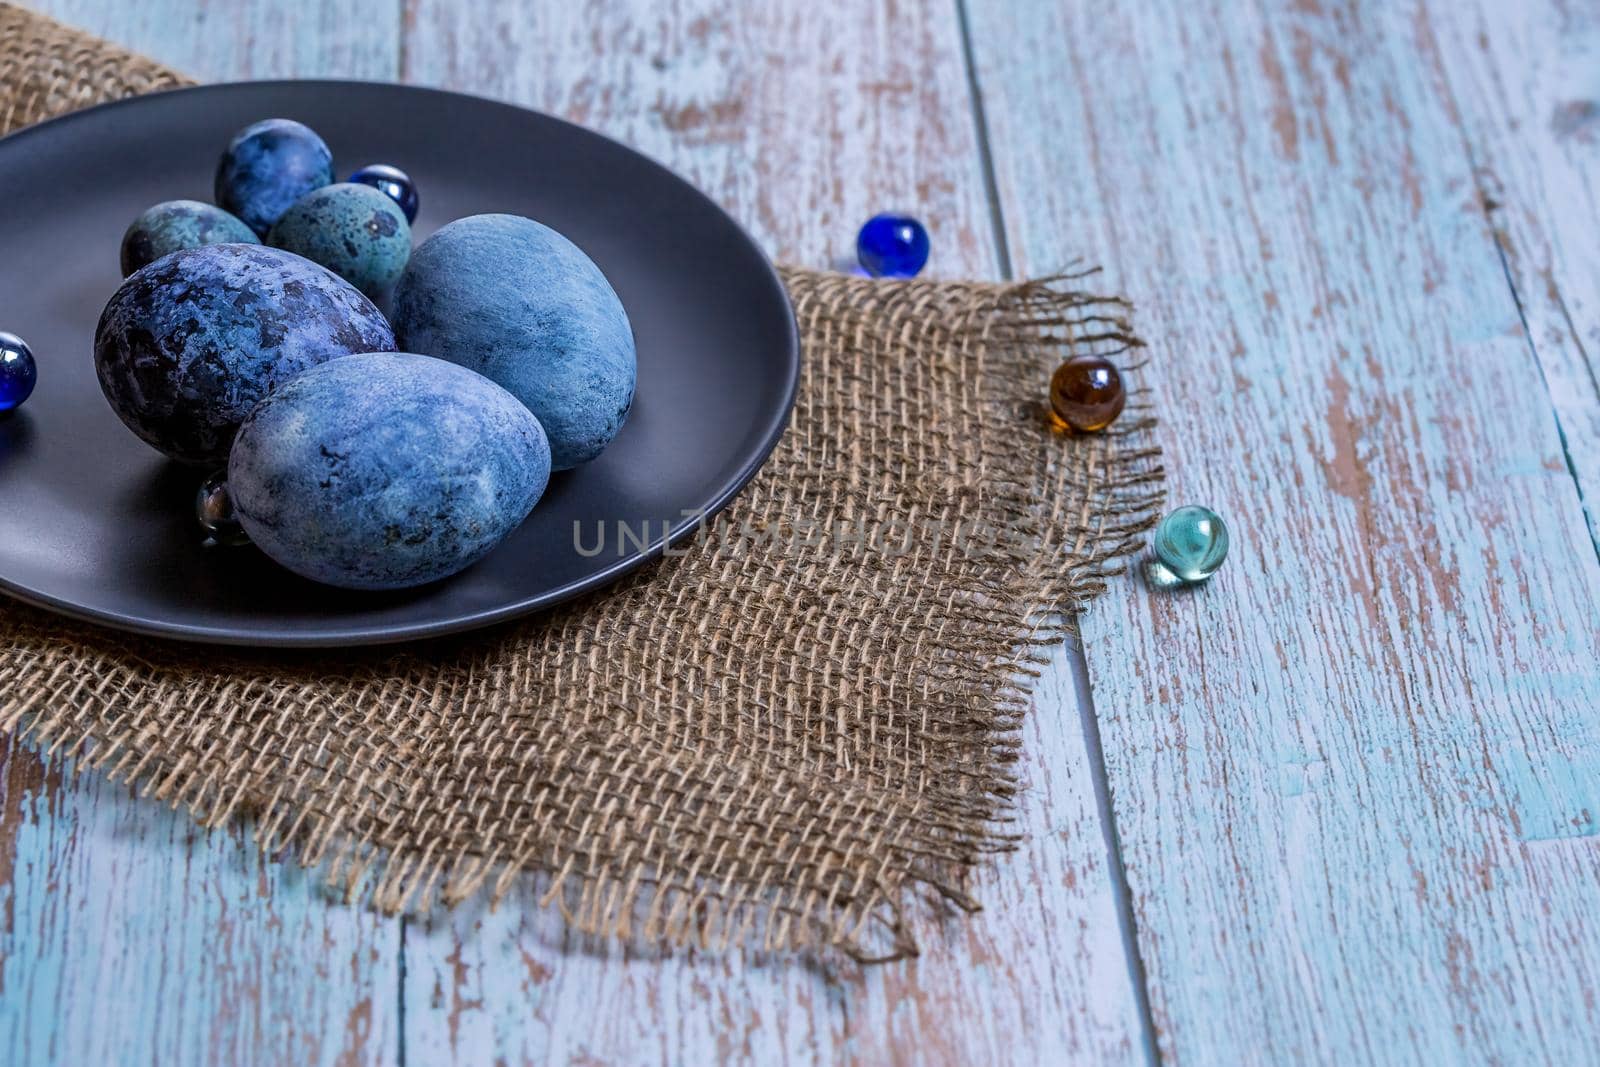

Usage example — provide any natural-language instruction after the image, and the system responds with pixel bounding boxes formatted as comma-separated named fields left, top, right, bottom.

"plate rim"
left=0, top=79, right=800, bottom=648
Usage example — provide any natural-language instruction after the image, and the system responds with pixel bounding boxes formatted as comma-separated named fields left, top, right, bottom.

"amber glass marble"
left=1049, top=355, right=1125, bottom=433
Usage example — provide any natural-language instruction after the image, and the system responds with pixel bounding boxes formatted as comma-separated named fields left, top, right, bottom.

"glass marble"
left=196, top=470, right=251, bottom=548
left=348, top=164, right=419, bottom=223
left=1149, top=505, right=1229, bottom=588
left=1049, top=354, right=1124, bottom=433
left=0, top=331, right=37, bottom=414
left=857, top=213, right=930, bottom=278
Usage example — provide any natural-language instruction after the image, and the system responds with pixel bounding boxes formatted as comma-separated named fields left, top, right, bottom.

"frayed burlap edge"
left=0, top=3, right=1164, bottom=963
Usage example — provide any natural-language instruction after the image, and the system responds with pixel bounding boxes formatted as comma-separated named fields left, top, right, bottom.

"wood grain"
left=0, top=740, right=401, bottom=1066
left=1421, top=0, right=1600, bottom=554
left=400, top=0, right=995, bottom=273
left=1, top=4, right=402, bottom=1067
left=31, top=0, right=400, bottom=82
left=397, top=0, right=1148, bottom=1062
left=965, top=0, right=1600, bottom=1062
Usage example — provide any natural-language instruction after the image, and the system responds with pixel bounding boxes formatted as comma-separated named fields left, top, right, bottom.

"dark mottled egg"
left=94, top=244, right=395, bottom=466
left=120, top=199, right=259, bottom=276
left=391, top=213, right=636, bottom=471
left=228, top=353, right=551, bottom=591
left=269, top=183, right=412, bottom=297
left=214, top=118, right=334, bottom=237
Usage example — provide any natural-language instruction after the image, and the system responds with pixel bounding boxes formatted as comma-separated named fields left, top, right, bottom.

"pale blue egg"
left=391, top=214, right=636, bottom=470
left=228, top=352, right=551, bottom=591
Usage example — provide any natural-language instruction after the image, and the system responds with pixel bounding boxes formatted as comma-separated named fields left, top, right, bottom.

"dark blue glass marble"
left=0, top=331, right=37, bottom=414
left=349, top=164, right=419, bottom=223
left=856, top=213, right=930, bottom=278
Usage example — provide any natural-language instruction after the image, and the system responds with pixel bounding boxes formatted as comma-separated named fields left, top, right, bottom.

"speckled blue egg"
left=120, top=199, right=259, bottom=276
left=269, top=183, right=411, bottom=298
left=214, top=118, right=334, bottom=237
left=391, top=214, right=636, bottom=471
left=228, top=352, right=551, bottom=591
left=94, top=243, right=395, bottom=466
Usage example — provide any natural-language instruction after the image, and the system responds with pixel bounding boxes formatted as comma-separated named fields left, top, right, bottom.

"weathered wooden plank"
left=1, top=4, right=403, bottom=1066
left=967, top=0, right=1600, bottom=1063
left=31, top=0, right=399, bottom=82
left=398, top=1, right=1148, bottom=1062
left=0, top=741, right=402, bottom=1066
left=1422, top=0, right=1600, bottom=553
left=400, top=0, right=996, bottom=275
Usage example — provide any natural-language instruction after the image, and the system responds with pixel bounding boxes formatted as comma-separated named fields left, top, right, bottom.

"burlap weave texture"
left=0, top=3, right=1163, bottom=960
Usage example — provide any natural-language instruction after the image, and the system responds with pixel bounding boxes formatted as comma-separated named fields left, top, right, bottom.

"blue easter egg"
left=214, top=118, right=334, bottom=237
left=120, top=199, right=259, bottom=276
left=228, top=352, right=551, bottom=591
left=391, top=213, right=636, bottom=471
left=94, top=243, right=395, bottom=466
left=269, top=183, right=412, bottom=297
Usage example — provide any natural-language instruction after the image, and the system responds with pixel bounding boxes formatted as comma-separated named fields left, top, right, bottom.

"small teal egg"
left=94, top=244, right=395, bottom=466
left=214, top=118, right=334, bottom=237
left=391, top=214, right=636, bottom=471
left=228, top=353, right=551, bottom=591
left=120, top=200, right=258, bottom=276
left=1151, top=505, right=1229, bottom=587
left=269, top=183, right=412, bottom=298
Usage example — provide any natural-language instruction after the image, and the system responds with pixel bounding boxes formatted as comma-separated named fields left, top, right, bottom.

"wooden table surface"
left=2, top=1, right=1597, bottom=1063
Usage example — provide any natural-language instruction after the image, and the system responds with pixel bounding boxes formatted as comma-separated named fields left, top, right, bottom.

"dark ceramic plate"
left=0, top=81, right=798, bottom=647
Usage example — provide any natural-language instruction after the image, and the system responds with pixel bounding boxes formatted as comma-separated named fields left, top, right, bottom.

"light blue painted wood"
left=2, top=4, right=403, bottom=1066
left=31, top=0, right=400, bottom=82
left=0, top=742, right=401, bottom=1066
left=1425, top=0, right=1600, bottom=557
left=966, top=0, right=1600, bottom=1063
left=397, top=0, right=1004, bottom=280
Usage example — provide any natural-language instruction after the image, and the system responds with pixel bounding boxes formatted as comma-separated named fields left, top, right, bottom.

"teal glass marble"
left=1149, top=505, right=1228, bottom=588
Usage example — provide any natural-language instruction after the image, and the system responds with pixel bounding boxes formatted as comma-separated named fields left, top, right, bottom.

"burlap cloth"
left=0, top=4, right=1163, bottom=961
